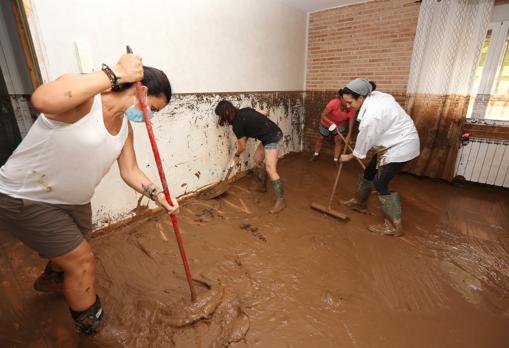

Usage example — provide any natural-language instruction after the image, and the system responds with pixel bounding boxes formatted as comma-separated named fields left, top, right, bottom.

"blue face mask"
left=125, top=96, right=154, bottom=123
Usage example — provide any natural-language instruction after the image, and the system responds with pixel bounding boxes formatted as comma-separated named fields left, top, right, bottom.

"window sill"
left=466, top=118, right=509, bottom=127
left=464, top=120, right=509, bottom=141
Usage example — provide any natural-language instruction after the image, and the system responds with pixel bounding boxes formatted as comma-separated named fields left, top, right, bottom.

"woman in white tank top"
left=0, top=52, right=177, bottom=343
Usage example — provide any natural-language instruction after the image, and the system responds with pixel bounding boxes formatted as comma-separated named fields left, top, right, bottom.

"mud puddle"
left=1, top=153, right=508, bottom=347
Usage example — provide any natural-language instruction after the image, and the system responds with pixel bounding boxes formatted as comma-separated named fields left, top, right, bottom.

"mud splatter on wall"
left=92, top=91, right=305, bottom=227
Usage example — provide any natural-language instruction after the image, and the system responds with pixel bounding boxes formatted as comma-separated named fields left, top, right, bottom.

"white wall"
left=26, top=0, right=307, bottom=226
left=28, top=0, right=306, bottom=93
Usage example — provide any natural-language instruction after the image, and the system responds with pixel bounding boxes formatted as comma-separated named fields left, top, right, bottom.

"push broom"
left=310, top=124, right=351, bottom=221
left=127, top=46, right=197, bottom=301
left=337, top=132, right=366, bottom=170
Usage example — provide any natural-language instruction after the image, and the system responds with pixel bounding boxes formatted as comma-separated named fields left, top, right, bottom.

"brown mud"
left=1, top=152, right=509, bottom=347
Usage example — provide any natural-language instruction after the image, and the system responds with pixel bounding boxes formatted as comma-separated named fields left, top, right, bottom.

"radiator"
left=455, top=137, right=509, bottom=188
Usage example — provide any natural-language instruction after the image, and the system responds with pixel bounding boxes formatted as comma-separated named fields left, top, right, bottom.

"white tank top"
left=0, top=94, right=128, bottom=205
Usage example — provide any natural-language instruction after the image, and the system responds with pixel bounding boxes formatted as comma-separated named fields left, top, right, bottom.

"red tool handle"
left=127, top=46, right=196, bottom=301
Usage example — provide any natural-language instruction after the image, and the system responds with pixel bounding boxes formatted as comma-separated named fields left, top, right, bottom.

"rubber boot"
left=340, top=175, right=372, bottom=214
left=255, top=167, right=268, bottom=192
left=73, top=296, right=128, bottom=347
left=368, top=192, right=403, bottom=237
left=269, top=179, right=286, bottom=214
left=33, top=262, right=64, bottom=293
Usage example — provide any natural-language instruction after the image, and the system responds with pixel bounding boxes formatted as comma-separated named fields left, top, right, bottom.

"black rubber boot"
left=33, top=262, right=64, bottom=293
left=73, top=296, right=128, bottom=347
left=71, top=295, right=105, bottom=336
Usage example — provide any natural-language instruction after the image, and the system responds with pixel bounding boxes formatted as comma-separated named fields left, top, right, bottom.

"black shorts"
left=262, top=130, right=283, bottom=145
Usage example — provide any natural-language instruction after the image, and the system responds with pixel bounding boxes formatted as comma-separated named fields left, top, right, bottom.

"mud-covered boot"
left=269, top=179, right=286, bottom=214
left=368, top=192, right=403, bottom=237
left=340, top=175, right=372, bottom=214
left=33, top=262, right=64, bottom=293
left=73, top=296, right=128, bottom=347
left=255, top=167, right=268, bottom=192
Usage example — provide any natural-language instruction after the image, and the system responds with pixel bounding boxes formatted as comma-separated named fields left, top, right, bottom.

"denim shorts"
left=264, top=142, right=279, bottom=150
left=319, top=123, right=348, bottom=137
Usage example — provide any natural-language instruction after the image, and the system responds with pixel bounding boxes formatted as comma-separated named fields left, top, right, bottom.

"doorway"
left=0, top=0, right=41, bottom=166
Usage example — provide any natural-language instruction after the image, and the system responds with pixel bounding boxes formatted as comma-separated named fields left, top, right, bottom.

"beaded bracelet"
left=101, top=64, right=118, bottom=89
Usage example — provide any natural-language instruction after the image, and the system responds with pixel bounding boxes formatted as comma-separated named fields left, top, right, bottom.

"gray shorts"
left=0, top=192, right=92, bottom=258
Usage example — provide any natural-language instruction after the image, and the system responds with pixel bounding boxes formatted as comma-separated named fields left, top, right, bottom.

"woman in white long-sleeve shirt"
left=339, top=78, right=420, bottom=237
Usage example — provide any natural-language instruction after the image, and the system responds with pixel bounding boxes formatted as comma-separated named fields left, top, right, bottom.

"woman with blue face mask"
left=0, top=52, right=176, bottom=345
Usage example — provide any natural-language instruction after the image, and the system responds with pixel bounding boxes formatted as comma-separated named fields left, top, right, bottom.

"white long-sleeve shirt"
left=353, top=91, right=420, bottom=165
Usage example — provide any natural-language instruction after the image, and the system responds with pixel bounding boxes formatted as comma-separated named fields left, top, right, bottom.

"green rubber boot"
left=368, top=192, right=403, bottom=237
left=269, top=179, right=286, bottom=214
left=340, top=175, right=373, bottom=214
left=255, top=167, right=268, bottom=192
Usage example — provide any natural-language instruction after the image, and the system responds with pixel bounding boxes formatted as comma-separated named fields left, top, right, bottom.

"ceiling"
left=277, top=0, right=368, bottom=13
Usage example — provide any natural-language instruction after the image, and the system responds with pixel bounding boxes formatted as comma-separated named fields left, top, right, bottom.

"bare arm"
left=31, top=72, right=111, bottom=116
left=117, top=124, right=179, bottom=213
left=31, top=53, right=143, bottom=122
left=235, top=137, right=247, bottom=156
left=320, top=108, right=334, bottom=127
left=232, top=137, right=247, bottom=165
left=255, top=108, right=268, bottom=116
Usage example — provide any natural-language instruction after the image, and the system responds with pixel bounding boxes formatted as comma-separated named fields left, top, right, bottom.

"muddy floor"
left=1, top=152, right=508, bottom=347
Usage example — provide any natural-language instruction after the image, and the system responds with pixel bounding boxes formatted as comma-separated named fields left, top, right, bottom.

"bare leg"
left=265, top=148, right=280, bottom=181
left=51, top=240, right=127, bottom=343
left=253, top=143, right=267, bottom=192
left=314, top=136, right=325, bottom=154
left=253, top=142, right=265, bottom=167
left=312, top=136, right=325, bottom=160
left=51, top=240, right=96, bottom=311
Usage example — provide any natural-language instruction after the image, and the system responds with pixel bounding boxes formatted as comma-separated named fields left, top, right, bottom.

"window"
left=467, top=20, right=509, bottom=121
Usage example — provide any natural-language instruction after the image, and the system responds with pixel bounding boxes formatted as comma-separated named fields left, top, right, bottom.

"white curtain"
left=407, top=0, right=494, bottom=96
left=404, top=0, right=494, bottom=181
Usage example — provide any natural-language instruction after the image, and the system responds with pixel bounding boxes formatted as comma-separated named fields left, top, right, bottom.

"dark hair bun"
left=369, top=81, right=377, bottom=91
left=337, top=88, right=344, bottom=96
